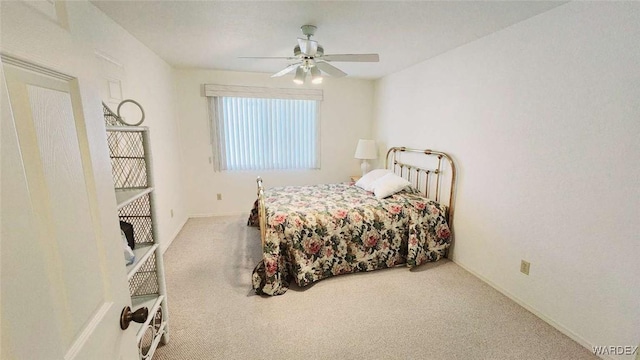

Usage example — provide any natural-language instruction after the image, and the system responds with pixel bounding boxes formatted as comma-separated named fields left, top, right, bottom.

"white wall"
left=0, top=0, right=188, bottom=251
left=174, top=69, right=374, bottom=216
left=374, top=2, right=640, bottom=358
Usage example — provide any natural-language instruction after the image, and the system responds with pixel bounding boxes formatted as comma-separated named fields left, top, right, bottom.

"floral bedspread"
left=248, top=183, right=451, bottom=296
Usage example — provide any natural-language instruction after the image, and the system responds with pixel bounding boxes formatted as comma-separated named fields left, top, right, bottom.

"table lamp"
left=354, top=139, right=377, bottom=176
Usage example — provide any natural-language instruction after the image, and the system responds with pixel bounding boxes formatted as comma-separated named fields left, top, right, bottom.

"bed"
left=248, top=147, right=457, bottom=296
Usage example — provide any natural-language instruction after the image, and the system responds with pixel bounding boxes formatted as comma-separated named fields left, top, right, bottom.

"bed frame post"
left=435, top=155, right=443, bottom=203
left=256, top=176, right=266, bottom=250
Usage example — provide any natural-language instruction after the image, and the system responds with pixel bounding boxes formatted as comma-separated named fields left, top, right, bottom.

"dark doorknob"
left=120, top=306, right=149, bottom=330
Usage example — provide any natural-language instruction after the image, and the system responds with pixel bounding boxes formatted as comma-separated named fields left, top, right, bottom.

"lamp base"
left=360, top=160, right=371, bottom=176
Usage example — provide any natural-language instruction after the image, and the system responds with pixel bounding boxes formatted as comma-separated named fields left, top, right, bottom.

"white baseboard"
left=161, top=217, right=187, bottom=254
left=449, top=256, right=613, bottom=360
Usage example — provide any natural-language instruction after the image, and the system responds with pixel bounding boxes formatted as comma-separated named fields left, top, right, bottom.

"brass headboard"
left=385, top=147, right=457, bottom=225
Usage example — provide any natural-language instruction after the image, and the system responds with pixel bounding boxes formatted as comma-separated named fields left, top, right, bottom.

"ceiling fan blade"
left=271, top=63, right=301, bottom=78
left=239, top=56, right=298, bottom=60
left=320, top=54, right=379, bottom=62
left=316, top=61, right=347, bottom=77
left=297, top=38, right=318, bottom=56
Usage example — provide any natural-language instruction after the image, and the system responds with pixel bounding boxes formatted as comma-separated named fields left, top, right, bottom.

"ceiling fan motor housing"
left=294, top=45, right=323, bottom=57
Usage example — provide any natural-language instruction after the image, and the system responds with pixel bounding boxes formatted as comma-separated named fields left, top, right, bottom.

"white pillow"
left=355, top=169, right=391, bottom=192
left=371, top=173, right=411, bottom=199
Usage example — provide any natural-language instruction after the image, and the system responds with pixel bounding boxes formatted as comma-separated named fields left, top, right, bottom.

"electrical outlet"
left=216, top=193, right=222, bottom=200
left=520, top=260, right=530, bottom=275
left=170, top=209, right=174, bottom=218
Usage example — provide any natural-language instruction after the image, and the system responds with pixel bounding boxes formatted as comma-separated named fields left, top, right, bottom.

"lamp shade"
left=293, top=66, right=305, bottom=84
left=354, top=139, right=377, bottom=160
left=310, top=66, right=323, bottom=84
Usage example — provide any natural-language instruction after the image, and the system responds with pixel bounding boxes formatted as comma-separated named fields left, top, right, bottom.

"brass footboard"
left=256, top=176, right=267, bottom=249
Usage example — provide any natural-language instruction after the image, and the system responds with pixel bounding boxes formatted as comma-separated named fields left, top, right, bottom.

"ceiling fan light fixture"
left=293, top=66, right=305, bottom=84
left=310, top=66, right=323, bottom=84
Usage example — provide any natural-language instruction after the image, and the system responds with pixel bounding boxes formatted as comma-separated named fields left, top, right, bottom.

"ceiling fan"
left=240, top=25, right=379, bottom=84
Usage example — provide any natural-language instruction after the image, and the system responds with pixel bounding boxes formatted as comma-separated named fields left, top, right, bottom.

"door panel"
left=26, top=83, right=105, bottom=337
left=1, top=63, right=65, bottom=360
left=1, top=62, right=137, bottom=359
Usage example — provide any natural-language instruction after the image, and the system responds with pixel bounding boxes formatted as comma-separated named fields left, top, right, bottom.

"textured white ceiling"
left=92, top=1, right=566, bottom=79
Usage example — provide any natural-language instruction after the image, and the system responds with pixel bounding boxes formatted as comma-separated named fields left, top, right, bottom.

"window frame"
left=205, top=84, right=323, bottom=172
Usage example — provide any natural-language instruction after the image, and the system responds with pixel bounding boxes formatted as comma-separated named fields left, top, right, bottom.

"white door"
left=1, top=61, right=138, bottom=359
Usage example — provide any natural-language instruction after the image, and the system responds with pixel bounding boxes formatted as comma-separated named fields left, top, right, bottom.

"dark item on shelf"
left=120, top=221, right=135, bottom=250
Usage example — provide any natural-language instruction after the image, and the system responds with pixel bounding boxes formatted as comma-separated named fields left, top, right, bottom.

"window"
left=206, top=85, right=322, bottom=171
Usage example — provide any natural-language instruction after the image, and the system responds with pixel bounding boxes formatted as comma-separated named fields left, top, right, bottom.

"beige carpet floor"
left=152, top=215, right=597, bottom=360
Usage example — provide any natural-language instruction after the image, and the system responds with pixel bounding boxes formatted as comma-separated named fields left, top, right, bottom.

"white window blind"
left=206, top=85, right=321, bottom=171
